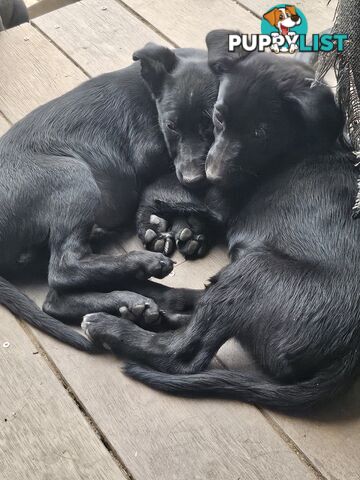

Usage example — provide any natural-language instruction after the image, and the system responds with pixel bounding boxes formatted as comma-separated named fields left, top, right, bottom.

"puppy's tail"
left=125, top=351, right=359, bottom=412
left=0, top=275, right=96, bottom=352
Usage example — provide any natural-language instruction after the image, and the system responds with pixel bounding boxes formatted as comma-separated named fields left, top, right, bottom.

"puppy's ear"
left=133, top=43, right=177, bottom=97
left=206, top=29, right=249, bottom=75
left=284, top=81, right=343, bottom=148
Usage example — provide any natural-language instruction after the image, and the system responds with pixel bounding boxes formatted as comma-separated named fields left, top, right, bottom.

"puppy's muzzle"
left=177, top=169, right=206, bottom=188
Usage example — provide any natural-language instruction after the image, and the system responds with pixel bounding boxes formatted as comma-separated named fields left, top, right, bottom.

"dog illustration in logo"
left=263, top=5, right=302, bottom=53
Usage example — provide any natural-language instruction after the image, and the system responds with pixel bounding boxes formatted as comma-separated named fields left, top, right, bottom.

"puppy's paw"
left=114, top=291, right=160, bottom=327
left=81, top=313, right=122, bottom=351
left=125, top=251, right=174, bottom=280
left=143, top=215, right=176, bottom=256
left=173, top=216, right=209, bottom=260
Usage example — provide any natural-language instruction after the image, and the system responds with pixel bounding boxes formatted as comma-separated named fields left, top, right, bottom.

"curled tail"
left=0, top=275, right=95, bottom=352
left=125, top=351, right=360, bottom=412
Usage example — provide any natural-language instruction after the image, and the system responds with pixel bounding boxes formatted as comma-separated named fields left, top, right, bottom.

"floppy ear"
left=133, top=43, right=177, bottom=97
left=206, top=29, right=249, bottom=75
left=284, top=82, right=343, bottom=148
left=263, top=8, right=277, bottom=26
left=285, top=5, right=297, bottom=16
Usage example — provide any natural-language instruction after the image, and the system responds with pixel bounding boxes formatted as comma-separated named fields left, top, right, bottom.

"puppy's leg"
left=127, top=280, right=202, bottom=313
left=44, top=289, right=161, bottom=328
left=127, top=280, right=203, bottom=328
left=81, top=281, right=232, bottom=373
left=45, top=282, right=202, bottom=329
left=47, top=162, right=173, bottom=292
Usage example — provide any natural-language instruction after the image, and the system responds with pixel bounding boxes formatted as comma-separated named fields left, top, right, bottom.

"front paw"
left=82, top=313, right=122, bottom=351
left=143, top=214, right=176, bottom=256
left=114, top=291, right=160, bottom=327
left=125, top=251, right=174, bottom=280
left=173, top=216, right=208, bottom=260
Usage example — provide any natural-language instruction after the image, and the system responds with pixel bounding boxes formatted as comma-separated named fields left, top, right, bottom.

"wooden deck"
left=2, top=1, right=359, bottom=479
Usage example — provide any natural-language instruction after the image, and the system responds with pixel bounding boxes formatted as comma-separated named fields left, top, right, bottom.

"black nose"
left=181, top=174, right=205, bottom=187
left=291, top=14, right=300, bottom=21
left=206, top=171, right=222, bottom=184
left=177, top=169, right=205, bottom=187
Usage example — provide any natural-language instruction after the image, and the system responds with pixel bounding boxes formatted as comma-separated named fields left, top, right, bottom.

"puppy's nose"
left=181, top=174, right=205, bottom=186
left=206, top=170, right=222, bottom=184
left=291, top=14, right=300, bottom=21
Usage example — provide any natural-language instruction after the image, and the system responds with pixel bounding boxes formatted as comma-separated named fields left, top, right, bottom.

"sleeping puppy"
left=81, top=30, right=360, bottom=413
left=0, top=44, right=217, bottom=350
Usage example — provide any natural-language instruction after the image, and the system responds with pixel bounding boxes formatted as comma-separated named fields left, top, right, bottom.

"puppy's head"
left=133, top=43, right=218, bottom=188
left=204, top=29, right=343, bottom=188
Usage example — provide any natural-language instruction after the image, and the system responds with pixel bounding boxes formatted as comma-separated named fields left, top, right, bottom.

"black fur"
left=83, top=31, right=360, bottom=412
left=0, top=45, right=217, bottom=349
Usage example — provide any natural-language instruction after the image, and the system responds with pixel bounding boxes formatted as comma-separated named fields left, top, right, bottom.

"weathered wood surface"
left=0, top=307, right=126, bottom=480
left=0, top=0, right=358, bottom=479
left=120, top=0, right=259, bottom=48
left=0, top=23, right=86, bottom=121
left=34, top=0, right=172, bottom=76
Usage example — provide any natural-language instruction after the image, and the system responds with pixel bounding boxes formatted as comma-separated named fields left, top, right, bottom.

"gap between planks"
left=115, top=0, right=178, bottom=47
left=18, top=320, right=136, bottom=480
left=229, top=0, right=262, bottom=19
left=31, top=22, right=92, bottom=78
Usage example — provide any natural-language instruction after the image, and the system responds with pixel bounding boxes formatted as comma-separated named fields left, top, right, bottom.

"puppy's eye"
left=254, top=126, right=267, bottom=139
left=213, top=110, right=224, bottom=129
left=166, top=121, right=178, bottom=133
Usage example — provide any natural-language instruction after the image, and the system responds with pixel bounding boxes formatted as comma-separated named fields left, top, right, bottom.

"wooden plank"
left=0, top=23, right=86, bottom=122
left=120, top=0, right=260, bottom=48
left=28, top=0, right=77, bottom=19
left=33, top=0, right=172, bottom=76
left=0, top=112, right=10, bottom=135
left=218, top=339, right=360, bottom=480
left=234, top=0, right=337, bottom=35
left=24, top=0, right=37, bottom=7
left=270, top=388, right=360, bottom=480
left=0, top=306, right=126, bottom=480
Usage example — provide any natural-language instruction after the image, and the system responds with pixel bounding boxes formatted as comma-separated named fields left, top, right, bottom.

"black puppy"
left=81, top=31, right=360, bottom=412
left=0, top=44, right=217, bottom=350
